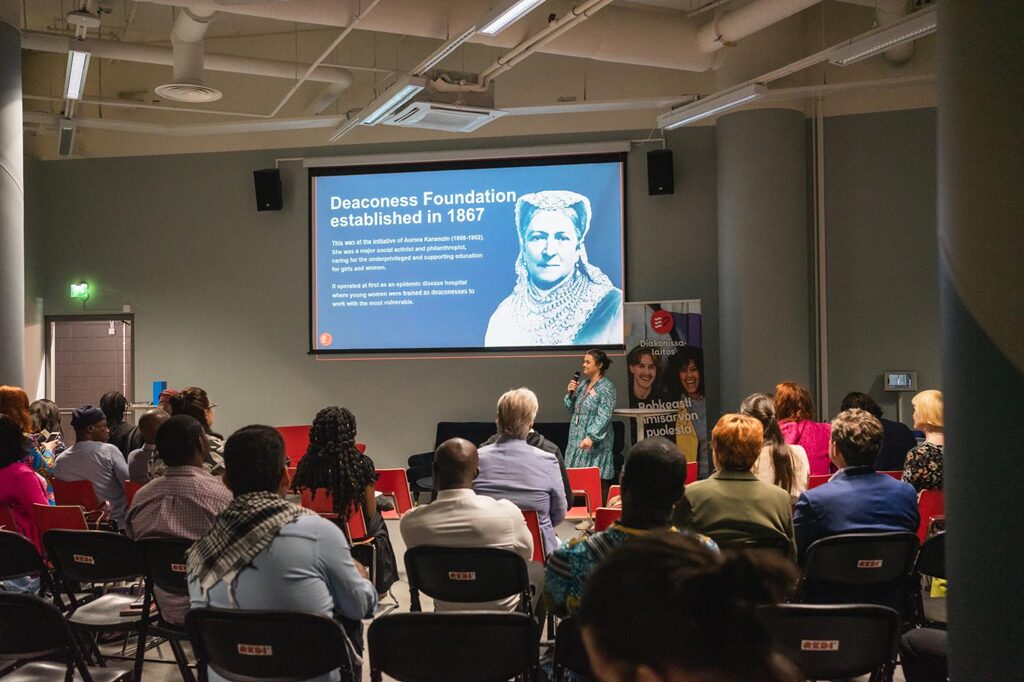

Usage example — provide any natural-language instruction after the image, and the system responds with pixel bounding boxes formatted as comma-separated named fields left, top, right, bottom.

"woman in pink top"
left=0, top=415, right=51, bottom=551
left=774, top=382, right=833, bottom=476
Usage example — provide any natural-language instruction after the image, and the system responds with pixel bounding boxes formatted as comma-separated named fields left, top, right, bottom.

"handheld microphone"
left=568, top=371, right=581, bottom=398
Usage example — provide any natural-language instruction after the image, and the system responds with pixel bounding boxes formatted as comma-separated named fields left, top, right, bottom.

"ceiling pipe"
left=155, top=8, right=221, bottom=101
left=21, top=31, right=354, bottom=88
left=696, top=0, right=820, bottom=53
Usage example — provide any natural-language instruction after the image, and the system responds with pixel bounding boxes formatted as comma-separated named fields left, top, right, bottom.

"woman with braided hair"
left=292, top=406, right=398, bottom=594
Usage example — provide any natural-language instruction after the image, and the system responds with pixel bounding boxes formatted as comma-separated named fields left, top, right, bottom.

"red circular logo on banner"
left=650, top=311, right=674, bottom=334
left=318, top=332, right=333, bottom=347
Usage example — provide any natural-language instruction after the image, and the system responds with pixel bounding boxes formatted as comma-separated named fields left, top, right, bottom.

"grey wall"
left=24, top=108, right=939, bottom=465
left=26, top=129, right=719, bottom=468
left=824, top=108, right=939, bottom=425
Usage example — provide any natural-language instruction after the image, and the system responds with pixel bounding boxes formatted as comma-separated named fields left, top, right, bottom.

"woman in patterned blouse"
left=565, top=349, right=618, bottom=502
left=903, top=389, right=944, bottom=491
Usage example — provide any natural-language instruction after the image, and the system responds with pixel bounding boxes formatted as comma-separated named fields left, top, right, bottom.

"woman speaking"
left=485, top=190, right=622, bottom=346
left=564, top=350, right=617, bottom=503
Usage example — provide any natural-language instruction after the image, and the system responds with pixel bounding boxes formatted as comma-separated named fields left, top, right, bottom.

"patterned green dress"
left=563, top=376, right=617, bottom=480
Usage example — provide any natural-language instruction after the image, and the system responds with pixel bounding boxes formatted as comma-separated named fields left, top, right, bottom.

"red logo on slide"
left=318, top=332, right=333, bottom=347
left=650, top=311, right=674, bottom=335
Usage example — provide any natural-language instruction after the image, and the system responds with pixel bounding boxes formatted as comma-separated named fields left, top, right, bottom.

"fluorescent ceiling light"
left=64, top=49, right=91, bottom=100
left=829, top=7, right=937, bottom=66
left=360, top=76, right=427, bottom=126
left=479, top=0, right=546, bottom=37
left=657, top=84, right=765, bottom=130
left=415, top=26, right=479, bottom=73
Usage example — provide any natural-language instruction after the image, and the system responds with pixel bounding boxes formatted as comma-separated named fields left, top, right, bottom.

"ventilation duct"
left=154, top=9, right=222, bottom=103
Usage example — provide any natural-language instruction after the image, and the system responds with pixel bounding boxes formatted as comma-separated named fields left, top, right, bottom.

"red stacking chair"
left=124, top=480, right=144, bottom=508
left=0, top=505, right=17, bottom=533
left=300, top=487, right=338, bottom=519
left=521, top=510, right=545, bottom=564
left=275, top=425, right=310, bottom=467
left=50, top=479, right=107, bottom=527
left=808, top=474, right=831, bottom=490
left=374, top=469, right=414, bottom=520
left=594, top=507, right=622, bottom=533
left=917, top=489, right=945, bottom=543
left=686, top=461, right=698, bottom=484
left=606, top=485, right=621, bottom=502
left=879, top=470, right=904, bottom=480
left=565, top=467, right=602, bottom=521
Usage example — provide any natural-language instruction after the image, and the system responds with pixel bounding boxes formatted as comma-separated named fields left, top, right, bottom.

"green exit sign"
left=70, top=282, right=89, bottom=300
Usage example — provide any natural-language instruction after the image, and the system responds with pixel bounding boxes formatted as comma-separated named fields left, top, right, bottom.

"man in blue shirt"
left=793, top=408, right=920, bottom=561
left=475, top=388, right=567, bottom=556
left=187, top=425, right=376, bottom=682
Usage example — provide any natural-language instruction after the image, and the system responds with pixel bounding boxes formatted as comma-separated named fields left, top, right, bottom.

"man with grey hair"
left=475, top=388, right=567, bottom=555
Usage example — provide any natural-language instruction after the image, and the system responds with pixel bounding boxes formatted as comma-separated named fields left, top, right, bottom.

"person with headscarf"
left=485, top=190, right=623, bottom=347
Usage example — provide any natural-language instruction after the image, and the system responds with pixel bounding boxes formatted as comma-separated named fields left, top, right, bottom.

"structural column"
left=938, top=4, right=1024, bottom=678
left=716, top=108, right=810, bottom=412
left=0, top=18, right=25, bottom=386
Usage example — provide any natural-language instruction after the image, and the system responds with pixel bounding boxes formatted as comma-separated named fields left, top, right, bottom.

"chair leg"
left=168, top=637, right=196, bottom=682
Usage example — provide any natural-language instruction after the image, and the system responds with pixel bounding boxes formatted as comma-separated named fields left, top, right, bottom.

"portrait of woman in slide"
left=484, top=190, right=623, bottom=346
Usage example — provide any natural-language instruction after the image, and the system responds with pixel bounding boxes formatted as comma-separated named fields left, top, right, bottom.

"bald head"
left=138, top=409, right=170, bottom=444
left=434, top=438, right=479, bottom=490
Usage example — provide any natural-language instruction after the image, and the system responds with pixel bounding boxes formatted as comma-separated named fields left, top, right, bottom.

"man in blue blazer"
left=793, top=408, right=920, bottom=561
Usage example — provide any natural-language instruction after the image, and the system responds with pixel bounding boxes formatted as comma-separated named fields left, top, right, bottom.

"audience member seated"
left=545, top=436, right=717, bottom=618
left=0, top=415, right=51, bottom=551
left=674, top=414, right=797, bottom=559
left=400, top=437, right=535, bottom=611
left=166, top=387, right=225, bottom=476
left=903, top=389, right=944, bottom=492
left=126, top=415, right=232, bottom=625
left=840, top=391, right=917, bottom=472
left=900, top=627, right=948, bottom=682
left=577, top=533, right=800, bottom=682
left=187, top=425, right=376, bottom=678
left=126, top=410, right=169, bottom=483
left=741, top=393, right=810, bottom=503
left=291, top=406, right=398, bottom=595
left=793, top=408, right=920, bottom=560
left=474, top=388, right=567, bottom=556
left=53, top=405, right=129, bottom=528
left=481, top=426, right=574, bottom=512
left=774, top=381, right=832, bottom=476
left=100, top=390, right=139, bottom=460
left=0, top=385, right=56, bottom=501
left=29, top=398, right=66, bottom=459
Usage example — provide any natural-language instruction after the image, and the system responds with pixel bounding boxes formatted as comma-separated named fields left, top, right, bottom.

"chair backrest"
left=553, top=616, right=593, bottom=681
left=0, top=505, right=17, bottom=532
left=374, top=468, right=414, bottom=517
left=124, top=480, right=145, bottom=507
left=368, top=612, right=538, bottom=682
left=717, top=536, right=794, bottom=557
left=606, top=484, right=621, bottom=501
left=760, top=603, right=900, bottom=680
left=915, top=531, right=945, bottom=580
left=808, top=474, right=831, bottom=490
left=567, top=467, right=602, bottom=513
left=43, top=529, right=144, bottom=585
left=878, top=470, right=903, bottom=480
left=186, top=607, right=356, bottom=682
left=917, top=489, right=945, bottom=543
left=0, top=592, right=95, bottom=679
left=137, top=537, right=194, bottom=596
left=274, top=425, right=310, bottom=467
left=521, top=509, right=545, bottom=563
left=404, top=546, right=532, bottom=614
left=32, top=503, right=88, bottom=542
left=51, top=479, right=102, bottom=510
left=685, top=461, right=698, bottom=484
left=299, top=487, right=336, bottom=515
left=0, top=530, right=48, bottom=582
left=594, top=506, right=622, bottom=533
left=298, top=488, right=368, bottom=540
left=798, top=532, right=919, bottom=616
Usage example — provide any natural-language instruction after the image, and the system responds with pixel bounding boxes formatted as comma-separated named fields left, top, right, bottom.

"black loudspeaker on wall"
left=646, top=149, right=674, bottom=195
left=253, top=168, right=283, bottom=211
